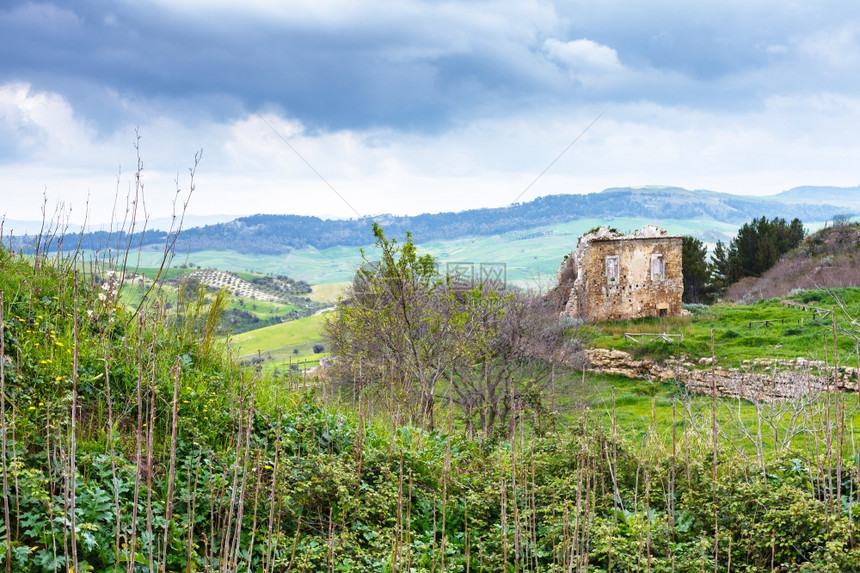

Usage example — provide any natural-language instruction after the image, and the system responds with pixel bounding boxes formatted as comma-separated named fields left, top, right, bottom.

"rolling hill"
left=15, top=186, right=853, bottom=257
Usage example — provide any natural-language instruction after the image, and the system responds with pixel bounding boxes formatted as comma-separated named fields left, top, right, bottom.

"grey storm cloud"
left=3, top=0, right=860, bottom=227
left=4, top=0, right=858, bottom=133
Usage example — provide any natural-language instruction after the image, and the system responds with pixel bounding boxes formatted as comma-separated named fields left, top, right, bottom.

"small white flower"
left=98, top=292, right=107, bottom=301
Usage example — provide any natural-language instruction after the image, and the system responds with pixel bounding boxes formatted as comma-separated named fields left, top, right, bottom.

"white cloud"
left=0, top=82, right=96, bottom=162
left=542, top=38, right=626, bottom=86
left=796, top=27, right=860, bottom=68
left=4, top=83, right=860, bottom=226
left=4, top=0, right=860, bottom=228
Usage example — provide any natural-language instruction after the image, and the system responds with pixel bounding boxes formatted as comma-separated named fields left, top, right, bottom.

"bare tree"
left=449, top=292, right=585, bottom=437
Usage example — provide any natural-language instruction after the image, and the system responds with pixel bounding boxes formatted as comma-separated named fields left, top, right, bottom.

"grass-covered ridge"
left=3, top=245, right=860, bottom=571
left=585, top=288, right=860, bottom=366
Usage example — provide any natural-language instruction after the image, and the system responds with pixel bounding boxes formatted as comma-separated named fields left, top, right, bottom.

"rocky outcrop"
left=585, top=348, right=677, bottom=381
left=585, top=349, right=860, bottom=401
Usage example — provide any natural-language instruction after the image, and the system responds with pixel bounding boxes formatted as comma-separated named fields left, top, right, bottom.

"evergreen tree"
left=710, top=240, right=730, bottom=294
left=681, top=236, right=716, bottom=303
left=725, top=216, right=805, bottom=284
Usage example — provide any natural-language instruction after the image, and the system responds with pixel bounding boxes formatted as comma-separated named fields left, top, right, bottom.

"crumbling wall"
left=558, top=226, right=683, bottom=322
left=586, top=348, right=860, bottom=402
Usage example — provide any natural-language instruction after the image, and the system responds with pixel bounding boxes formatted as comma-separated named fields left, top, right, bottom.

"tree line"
left=682, top=216, right=805, bottom=303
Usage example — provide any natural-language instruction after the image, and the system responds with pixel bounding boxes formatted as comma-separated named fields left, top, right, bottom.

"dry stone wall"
left=586, top=348, right=860, bottom=401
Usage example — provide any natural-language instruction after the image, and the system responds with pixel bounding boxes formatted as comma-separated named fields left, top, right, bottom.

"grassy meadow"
left=585, top=288, right=860, bottom=366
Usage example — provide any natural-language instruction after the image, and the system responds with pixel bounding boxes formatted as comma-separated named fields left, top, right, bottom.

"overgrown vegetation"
left=4, top=217, right=860, bottom=571
left=726, top=221, right=860, bottom=302
left=324, top=224, right=584, bottom=434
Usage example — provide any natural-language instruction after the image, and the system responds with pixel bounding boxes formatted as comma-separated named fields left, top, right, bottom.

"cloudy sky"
left=2, top=0, right=859, bottom=225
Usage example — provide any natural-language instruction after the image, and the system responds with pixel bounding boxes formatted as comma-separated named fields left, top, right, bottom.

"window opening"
left=605, top=255, right=620, bottom=285
left=651, top=254, right=665, bottom=281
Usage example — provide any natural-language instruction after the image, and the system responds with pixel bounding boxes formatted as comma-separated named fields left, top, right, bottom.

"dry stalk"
left=0, top=291, right=11, bottom=573
left=127, top=314, right=146, bottom=573
left=102, top=338, right=122, bottom=568
left=162, top=356, right=182, bottom=569
left=69, top=271, right=80, bottom=573
left=245, top=452, right=263, bottom=573
left=264, top=408, right=283, bottom=572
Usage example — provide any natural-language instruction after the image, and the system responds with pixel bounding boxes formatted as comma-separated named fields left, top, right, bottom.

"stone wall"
left=586, top=348, right=860, bottom=401
left=557, top=226, right=683, bottom=322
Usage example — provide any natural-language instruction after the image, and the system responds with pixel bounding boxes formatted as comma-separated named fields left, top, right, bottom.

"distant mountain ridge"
left=16, top=186, right=855, bottom=255
left=772, top=186, right=860, bottom=208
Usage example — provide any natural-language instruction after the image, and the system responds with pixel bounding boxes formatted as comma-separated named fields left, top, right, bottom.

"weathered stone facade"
left=557, top=226, right=683, bottom=322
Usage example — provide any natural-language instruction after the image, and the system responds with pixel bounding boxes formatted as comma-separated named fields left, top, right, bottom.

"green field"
left=309, top=281, right=348, bottom=303
left=230, top=312, right=330, bottom=370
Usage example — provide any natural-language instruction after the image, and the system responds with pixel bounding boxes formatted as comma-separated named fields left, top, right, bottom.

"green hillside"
left=230, top=312, right=330, bottom=370
left=37, top=186, right=847, bottom=257
left=586, top=288, right=860, bottom=365
left=95, top=216, right=741, bottom=285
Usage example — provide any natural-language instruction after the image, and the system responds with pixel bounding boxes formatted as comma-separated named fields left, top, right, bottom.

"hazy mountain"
left=13, top=186, right=853, bottom=255
left=772, top=186, right=860, bottom=209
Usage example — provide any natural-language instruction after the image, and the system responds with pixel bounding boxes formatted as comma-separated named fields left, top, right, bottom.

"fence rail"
left=624, top=332, right=683, bottom=344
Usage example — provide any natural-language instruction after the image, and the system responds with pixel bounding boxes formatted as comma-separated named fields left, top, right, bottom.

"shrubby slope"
left=1, top=245, right=860, bottom=571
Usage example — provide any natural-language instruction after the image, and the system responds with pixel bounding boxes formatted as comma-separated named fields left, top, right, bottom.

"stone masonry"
left=557, top=225, right=683, bottom=322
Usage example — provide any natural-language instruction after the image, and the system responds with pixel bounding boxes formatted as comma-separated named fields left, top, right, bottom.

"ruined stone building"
left=556, top=226, right=683, bottom=322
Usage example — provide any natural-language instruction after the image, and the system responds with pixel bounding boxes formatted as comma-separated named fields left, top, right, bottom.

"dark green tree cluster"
left=682, top=216, right=805, bottom=302
left=715, top=216, right=805, bottom=285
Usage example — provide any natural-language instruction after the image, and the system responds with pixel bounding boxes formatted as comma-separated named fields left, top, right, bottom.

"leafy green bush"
left=797, top=290, right=825, bottom=303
